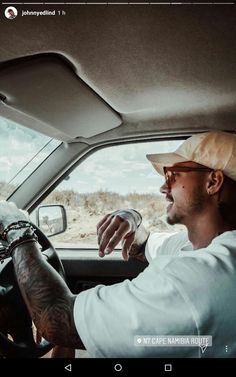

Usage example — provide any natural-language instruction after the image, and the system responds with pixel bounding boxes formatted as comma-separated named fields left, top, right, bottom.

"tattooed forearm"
left=12, top=243, right=84, bottom=349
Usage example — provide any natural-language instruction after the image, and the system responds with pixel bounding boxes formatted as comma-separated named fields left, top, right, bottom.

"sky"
left=59, top=140, right=183, bottom=195
left=0, top=117, right=51, bottom=182
left=0, top=116, right=183, bottom=196
left=0, top=117, right=59, bottom=193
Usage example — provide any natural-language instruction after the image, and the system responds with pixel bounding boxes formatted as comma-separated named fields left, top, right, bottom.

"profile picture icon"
left=5, top=6, right=18, bottom=20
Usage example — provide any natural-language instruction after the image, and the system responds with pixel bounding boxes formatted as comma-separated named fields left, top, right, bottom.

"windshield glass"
left=0, top=116, right=61, bottom=200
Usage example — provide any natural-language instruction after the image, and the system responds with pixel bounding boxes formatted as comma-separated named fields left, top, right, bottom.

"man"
left=0, top=130, right=236, bottom=358
left=7, top=8, right=16, bottom=19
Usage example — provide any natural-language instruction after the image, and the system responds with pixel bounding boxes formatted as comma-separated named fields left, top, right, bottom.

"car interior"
left=0, top=2, right=236, bottom=365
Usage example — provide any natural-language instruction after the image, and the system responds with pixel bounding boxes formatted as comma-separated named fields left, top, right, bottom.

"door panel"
left=57, top=248, right=148, bottom=294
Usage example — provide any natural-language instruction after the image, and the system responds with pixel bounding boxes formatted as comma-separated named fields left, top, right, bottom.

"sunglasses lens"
left=165, top=171, right=171, bottom=189
left=163, top=166, right=212, bottom=190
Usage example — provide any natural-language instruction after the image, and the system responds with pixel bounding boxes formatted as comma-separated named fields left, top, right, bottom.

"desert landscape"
left=42, top=190, right=185, bottom=247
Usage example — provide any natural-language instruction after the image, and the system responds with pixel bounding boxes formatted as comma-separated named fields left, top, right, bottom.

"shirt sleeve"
left=145, top=231, right=190, bottom=261
left=73, top=259, right=198, bottom=358
left=145, top=232, right=177, bottom=261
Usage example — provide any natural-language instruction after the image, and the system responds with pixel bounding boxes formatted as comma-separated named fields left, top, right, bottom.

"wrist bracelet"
left=112, top=209, right=142, bottom=228
left=129, top=209, right=142, bottom=228
left=9, top=237, right=38, bottom=257
left=2, top=221, right=33, bottom=241
left=0, top=236, right=38, bottom=262
left=0, top=222, right=38, bottom=262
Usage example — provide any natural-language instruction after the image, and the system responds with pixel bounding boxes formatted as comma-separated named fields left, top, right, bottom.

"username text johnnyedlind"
left=22, top=10, right=56, bottom=17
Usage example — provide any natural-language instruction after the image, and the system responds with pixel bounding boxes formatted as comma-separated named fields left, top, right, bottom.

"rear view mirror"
left=36, top=204, right=67, bottom=237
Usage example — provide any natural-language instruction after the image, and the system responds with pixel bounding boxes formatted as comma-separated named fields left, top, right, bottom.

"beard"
left=166, top=186, right=206, bottom=226
left=166, top=207, right=182, bottom=225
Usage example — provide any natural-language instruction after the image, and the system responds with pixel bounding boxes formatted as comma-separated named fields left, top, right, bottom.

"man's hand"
left=97, top=209, right=144, bottom=261
left=0, top=201, right=30, bottom=243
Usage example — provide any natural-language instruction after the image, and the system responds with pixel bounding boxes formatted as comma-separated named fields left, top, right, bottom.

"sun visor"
left=0, top=54, right=121, bottom=141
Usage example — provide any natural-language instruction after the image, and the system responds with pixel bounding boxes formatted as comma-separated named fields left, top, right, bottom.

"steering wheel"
left=0, top=225, right=66, bottom=358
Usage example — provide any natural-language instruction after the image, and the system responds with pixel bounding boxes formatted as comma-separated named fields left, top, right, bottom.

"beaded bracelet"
left=9, top=237, right=38, bottom=257
left=2, top=221, right=33, bottom=241
left=0, top=222, right=38, bottom=262
left=0, top=236, right=38, bottom=262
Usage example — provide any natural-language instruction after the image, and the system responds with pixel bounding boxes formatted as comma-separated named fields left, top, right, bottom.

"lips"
left=167, top=202, right=173, bottom=211
left=166, top=196, right=174, bottom=211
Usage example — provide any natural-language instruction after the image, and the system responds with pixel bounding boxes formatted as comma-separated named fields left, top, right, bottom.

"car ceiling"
left=0, top=5, right=236, bottom=142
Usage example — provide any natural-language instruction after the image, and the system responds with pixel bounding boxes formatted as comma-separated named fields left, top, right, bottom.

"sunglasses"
left=163, top=166, right=213, bottom=190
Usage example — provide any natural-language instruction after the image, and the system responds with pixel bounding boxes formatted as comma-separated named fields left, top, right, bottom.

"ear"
left=206, top=170, right=224, bottom=195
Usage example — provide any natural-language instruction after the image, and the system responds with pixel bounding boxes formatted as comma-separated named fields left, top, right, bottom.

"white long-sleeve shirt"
left=74, top=230, right=236, bottom=358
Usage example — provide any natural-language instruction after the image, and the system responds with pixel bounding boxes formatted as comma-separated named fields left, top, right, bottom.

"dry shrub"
left=78, top=191, right=124, bottom=215
left=43, top=190, right=184, bottom=245
left=44, top=190, right=79, bottom=208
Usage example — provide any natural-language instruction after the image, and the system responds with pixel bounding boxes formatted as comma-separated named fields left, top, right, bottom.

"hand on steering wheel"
left=0, top=201, right=66, bottom=358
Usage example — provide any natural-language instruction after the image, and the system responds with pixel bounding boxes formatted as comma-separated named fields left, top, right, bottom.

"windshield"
left=0, top=116, right=61, bottom=200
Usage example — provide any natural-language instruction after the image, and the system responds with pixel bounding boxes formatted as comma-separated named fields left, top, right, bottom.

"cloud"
left=0, top=117, right=54, bottom=188
left=0, top=115, right=183, bottom=198
left=58, top=140, right=182, bottom=195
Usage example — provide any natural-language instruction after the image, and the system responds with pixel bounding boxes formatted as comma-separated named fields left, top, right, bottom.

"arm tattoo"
left=12, top=243, right=84, bottom=349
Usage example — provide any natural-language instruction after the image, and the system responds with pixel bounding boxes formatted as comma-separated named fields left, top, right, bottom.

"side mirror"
left=36, top=204, right=67, bottom=237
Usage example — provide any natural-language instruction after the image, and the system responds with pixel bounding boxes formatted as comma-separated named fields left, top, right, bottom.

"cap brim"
left=146, top=152, right=188, bottom=175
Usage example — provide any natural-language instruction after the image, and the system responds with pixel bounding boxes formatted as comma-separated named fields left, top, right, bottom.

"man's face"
left=8, top=10, right=14, bottom=17
left=160, top=161, right=210, bottom=226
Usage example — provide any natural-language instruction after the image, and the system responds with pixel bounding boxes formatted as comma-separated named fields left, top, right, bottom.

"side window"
left=40, top=140, right=184, bottom=249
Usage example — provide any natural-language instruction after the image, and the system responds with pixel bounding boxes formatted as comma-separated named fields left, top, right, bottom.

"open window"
left=38, top=140, right=185, bottom=252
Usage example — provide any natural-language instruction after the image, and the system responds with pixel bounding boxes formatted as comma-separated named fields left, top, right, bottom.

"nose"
left=160, top=181, right=169, bottom=194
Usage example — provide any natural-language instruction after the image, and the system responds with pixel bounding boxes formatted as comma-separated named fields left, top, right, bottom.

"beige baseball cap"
left=146, top=131, right=236, bottom=181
